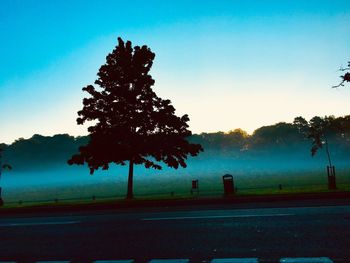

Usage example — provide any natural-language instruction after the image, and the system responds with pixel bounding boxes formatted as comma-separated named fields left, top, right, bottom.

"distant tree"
left=226, top=129, right=249, bottom=148
left=250, top=122, right=302, bottom=152
left=293, top=116, right=338, bottom=167
left=293, top=117, right=309, bottom=135
left=328, top=115, right=350, bottom=154
left=0, top=147, right=12, bottom=206
left=6, top=134, right=82, bottom=170
left=0, top=147, right=12, bottom=178
left=199, top=132, right=226, bottom=150
left=333, top=60, right=350, bottom=88
left=68, top=37, right=203, bottom=199
left=334, top=115, right=350, bottom=140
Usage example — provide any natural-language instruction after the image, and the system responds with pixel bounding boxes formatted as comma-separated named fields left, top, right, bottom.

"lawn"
left=2, top=168, right=350, bottom=209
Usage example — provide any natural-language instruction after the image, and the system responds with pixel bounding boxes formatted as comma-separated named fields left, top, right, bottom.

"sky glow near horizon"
left=1, top=0, right=350, bottom=144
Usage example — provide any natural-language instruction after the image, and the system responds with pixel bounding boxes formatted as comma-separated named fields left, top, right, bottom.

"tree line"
left=2, top=114, right=350, bottom=171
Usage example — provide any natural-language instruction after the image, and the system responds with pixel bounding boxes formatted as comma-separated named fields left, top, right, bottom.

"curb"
left=1, top=191, right=350, bottom=216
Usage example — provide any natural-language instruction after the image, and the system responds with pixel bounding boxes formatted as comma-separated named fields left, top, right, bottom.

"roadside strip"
left=142, top=213, right=294, bottom=221
left=0, top=220, right=80, bottom=227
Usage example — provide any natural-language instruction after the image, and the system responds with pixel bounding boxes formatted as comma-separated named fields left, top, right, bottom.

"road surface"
left=0, top=198, right=349, bottom=262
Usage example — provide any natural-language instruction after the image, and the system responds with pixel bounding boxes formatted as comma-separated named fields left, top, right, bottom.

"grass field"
left=2, top=155, right=350, bottom=208
left=2, top=166, right=350, bottom=208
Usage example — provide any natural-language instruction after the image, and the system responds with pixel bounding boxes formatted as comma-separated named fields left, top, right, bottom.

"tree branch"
left=332, top=80, right=346, bottom=89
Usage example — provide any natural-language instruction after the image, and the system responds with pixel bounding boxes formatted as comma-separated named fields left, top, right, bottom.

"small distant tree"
left=0, top=148, right=12, bottom=178
left=68, top=37, right=203, bottom=199
left=333, top=60, right=350, bottom=88
left=0, top=147, right=12, bottom=206
left=226, top=129, right=249, bottom=149
left=293, top=116, right=337, bottom=167
left=249, top=122, right=301, bottom=152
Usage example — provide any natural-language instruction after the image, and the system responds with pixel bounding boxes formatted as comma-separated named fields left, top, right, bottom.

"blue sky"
left=1, top=0, right=350, bottom=144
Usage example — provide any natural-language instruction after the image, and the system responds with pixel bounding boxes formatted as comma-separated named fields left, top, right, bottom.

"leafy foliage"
left=0, top=147, right=12, bottom=192
left=293, top=116, right=346, bottom=167
left=2, top=134, right=85, bottom=171
left=250, top=122, right=303, bottom=151
left=68, top=37, right=203, bottom=174
left=293, top=116, right=342, bottom=156
left=3, top=115, right=350, bottom=171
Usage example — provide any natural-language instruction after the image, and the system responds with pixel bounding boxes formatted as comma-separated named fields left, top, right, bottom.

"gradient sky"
left=1, top=0, right=350, bottom=144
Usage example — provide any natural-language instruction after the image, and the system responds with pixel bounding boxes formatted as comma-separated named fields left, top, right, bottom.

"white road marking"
left=211, top=258, right=259, bottom=263
left=0, top=221, right=80, bottom=227
left=148, top=260, right=189, bottom=263
left=280, top=257, right=333, bottom=263
left=142, top=213, right=294, bottom=221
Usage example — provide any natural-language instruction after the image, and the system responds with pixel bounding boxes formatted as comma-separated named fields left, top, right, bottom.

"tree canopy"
left=68, top=37, right=203, bottom=198
left=3, top=114, right=350, bottom=171
left=0, top=147, right=12, bottom=177
left=0, top=146, right=12, bottom=206
left=293, top=116, right=342, bottom=167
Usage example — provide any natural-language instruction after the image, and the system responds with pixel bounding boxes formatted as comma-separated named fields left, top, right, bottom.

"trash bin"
left=223, top=174, right=234, bottom=196
left=191, top=180, right=199, bottom=195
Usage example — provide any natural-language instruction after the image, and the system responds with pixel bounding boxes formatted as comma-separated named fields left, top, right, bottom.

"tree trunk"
left=324, top=135, right=332, bottom=167
left=126, top=158, right=134, bottom=199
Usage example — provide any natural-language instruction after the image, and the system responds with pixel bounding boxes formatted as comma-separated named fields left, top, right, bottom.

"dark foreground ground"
left=2, top=191, right=350, bottom=215
left=0, top=193, right=350, bottom=263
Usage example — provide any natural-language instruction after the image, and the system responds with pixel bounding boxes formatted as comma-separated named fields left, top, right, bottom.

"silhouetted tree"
left=293, top=116, right=337, bottom=167
left=250, top=122, right=302, bottom=152
left=0, top=147, right=12, bottom=206
left=0, top=148, right=12, bottom=178
left=328, top=116, right=350, bottom=155
left=226, top=129, right=249, bottom=149
left=4, top=134, right=83, bottom=170
left=68, top=37, right=203, bottom=199
left=333, top=61, right=350, bottom=88
left=334, top=115, right=350, bottom=140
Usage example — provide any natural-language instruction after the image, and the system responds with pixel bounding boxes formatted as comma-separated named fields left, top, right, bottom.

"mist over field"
left=2, top=124, right=350, bottom=203
left=2, top=140, right=350, bottom=204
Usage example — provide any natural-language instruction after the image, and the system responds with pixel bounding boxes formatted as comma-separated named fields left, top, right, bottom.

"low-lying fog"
left=2, top=151, right=350, bottom=202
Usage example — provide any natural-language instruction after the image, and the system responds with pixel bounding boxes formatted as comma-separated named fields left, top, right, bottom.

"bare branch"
left=339, top=67, right=350, bottom=72
left=332, top=80, right=345, bottom=89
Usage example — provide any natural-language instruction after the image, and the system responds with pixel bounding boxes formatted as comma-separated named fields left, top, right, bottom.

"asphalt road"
left=0, top=198, right=350, bottom=263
